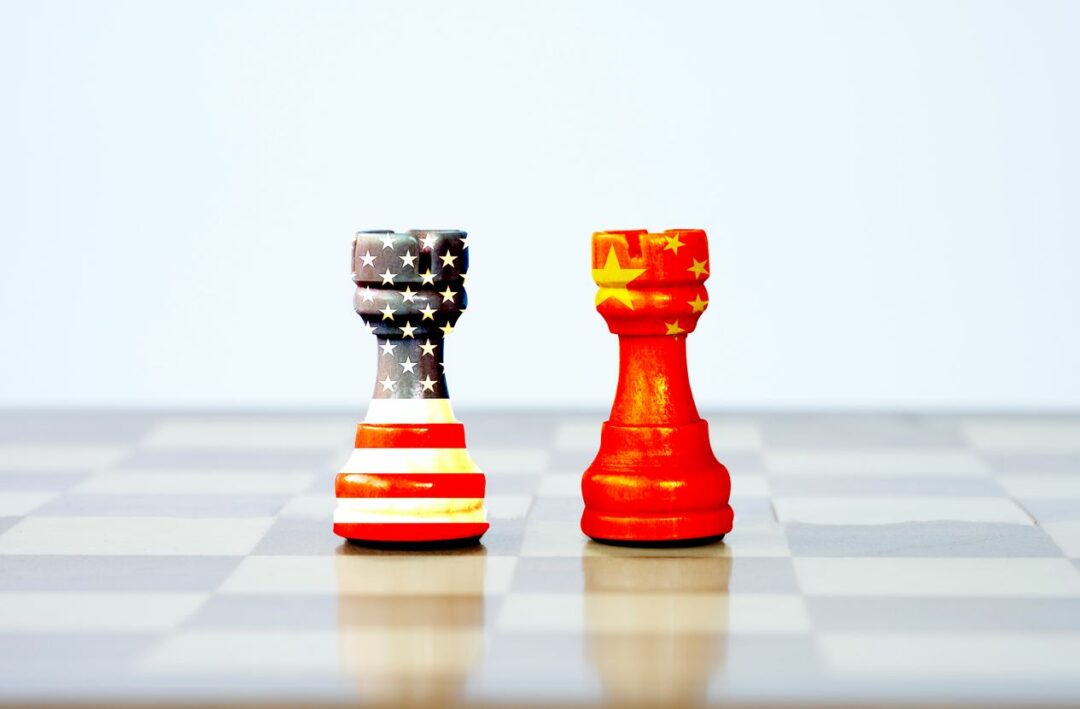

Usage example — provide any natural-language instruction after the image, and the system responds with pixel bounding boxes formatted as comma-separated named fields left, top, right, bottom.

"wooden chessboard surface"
left=1, top=410, right=1079, bottom=707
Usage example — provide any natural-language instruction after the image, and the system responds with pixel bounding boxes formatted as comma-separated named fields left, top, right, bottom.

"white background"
left=1, top=1, right=1078, bottom=410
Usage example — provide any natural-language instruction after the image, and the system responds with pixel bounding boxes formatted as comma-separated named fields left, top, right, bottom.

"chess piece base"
left=340, top=533, right=485, bottom=551
left=333, top=522, right=489, bottom=544
left=581, top=420, right=734, bottom=543
left=587, top=533, right=727, bottom=549
left=581, top=509, right=733, bottom=543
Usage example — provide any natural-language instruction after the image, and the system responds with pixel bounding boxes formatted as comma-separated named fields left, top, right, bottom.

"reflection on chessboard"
left=584, top=547, right=731, bottom=704
left=336, top=546, right=487, bottom=703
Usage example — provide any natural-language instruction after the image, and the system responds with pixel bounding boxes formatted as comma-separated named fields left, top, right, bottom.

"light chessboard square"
left=819, top=633, right=1080, bottom=679
left=141, top=417, right=350, bottom=450
left=997, top=475, right=1080, bottom=499
left=0, top=491, right=58, bottom=516
left=0, top=517, right=274, bottom=556
left=1043, top=520, right=1080, bottom=557
left=137, top=629, right=340, bottom=675
left=772, top=497, right=1033, bottom=525
left=765, top=450, right=988, bottom=476
left=0, top=444, right=129, bottom=473
left=72, top=471, right=315, bottom=495
left=0, top=593, right=207, bottom=632
left=470, top=447, right=550, bottom=475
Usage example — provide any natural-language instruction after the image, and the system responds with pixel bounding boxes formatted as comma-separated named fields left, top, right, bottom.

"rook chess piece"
left=334, top=229, right=488, bottom=544
left=582, top=229, right=734, bottom=543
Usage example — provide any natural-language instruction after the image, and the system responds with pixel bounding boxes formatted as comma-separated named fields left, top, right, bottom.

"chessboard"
left=1, top=410, right=1079, bottom=707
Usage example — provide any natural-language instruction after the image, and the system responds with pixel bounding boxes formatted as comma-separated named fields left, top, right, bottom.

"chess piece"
left=582, top=229, right=734, bottom=543
left=336, top=548, right=487, bottom=701
left=334, top=229, right=488, bottom=544
left=583, top=550, right=731, bottom=703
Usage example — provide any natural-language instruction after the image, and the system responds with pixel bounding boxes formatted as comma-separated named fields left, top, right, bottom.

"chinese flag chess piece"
left=334, top=229, right=488, bottom=544
left=582, top=229, right=733, bottom=544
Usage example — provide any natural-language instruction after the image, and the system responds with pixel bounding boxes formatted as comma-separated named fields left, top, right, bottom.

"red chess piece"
left=582, top=229, right=734, bottom=543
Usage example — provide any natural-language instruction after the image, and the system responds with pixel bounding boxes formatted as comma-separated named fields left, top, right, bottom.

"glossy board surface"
left=1, top=411, right=1079, bottom=707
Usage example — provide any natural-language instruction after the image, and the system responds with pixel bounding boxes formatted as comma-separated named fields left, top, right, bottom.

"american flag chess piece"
left=582, top=229, right=734, bottom=544
left=334, top=229, right=488, bottom=544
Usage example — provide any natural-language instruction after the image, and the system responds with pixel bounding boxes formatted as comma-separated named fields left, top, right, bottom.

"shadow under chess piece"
left=335, top=545, right=487, bottom=703
left=582, top=229, right=734, bottom=544
left=583, top=546, right=732, bottom=705
left=334, top=229, right=488, bottom=544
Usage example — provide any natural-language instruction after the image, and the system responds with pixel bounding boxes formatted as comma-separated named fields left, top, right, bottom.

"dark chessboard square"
left=0, top=633, right=157, bottom=685
left=188, top=594, right=338, bottom=629
left=253, top=518, right=340, bottom=556
left=727, top=558, right=799, bottom=593
left=117, top=449, right=339, bottom=472
left=35, top=493, right=292, bottom=518
left=0, top=473, right=90, bottom=491
left=0, top=555, right=242, bottom=592
left=457, top=411, right=558, bottom=446
left=767, top=475, right=1006, bottom=498
left=806, top=597, right=1080, bottom=633
left=981, top=452, right=1080, bottom=475
left=0, top=411, right=155, bottom=444
left=759, top=414, right=966, bottom=449
left=510, top=557, right=585, bottom=593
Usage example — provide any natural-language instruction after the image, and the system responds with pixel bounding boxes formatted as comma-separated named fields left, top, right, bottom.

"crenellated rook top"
left=352, top=230, right=468, bottom=340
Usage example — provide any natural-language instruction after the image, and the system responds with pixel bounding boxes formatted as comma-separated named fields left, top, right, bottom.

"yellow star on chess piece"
left=593, top=247, right=646, bottom=309
left=663, top=234, right=684, bottom=254
left=665, top=320, right=686, bottom=336
left=687, top=294, right=708, bottom=313
left=687, top=258, right=709, bottom=279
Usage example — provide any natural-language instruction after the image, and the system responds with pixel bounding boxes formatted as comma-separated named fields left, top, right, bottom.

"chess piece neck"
left=372, top=336, right=448, bottom=400
left=610, top=334, right=700, bottom=426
